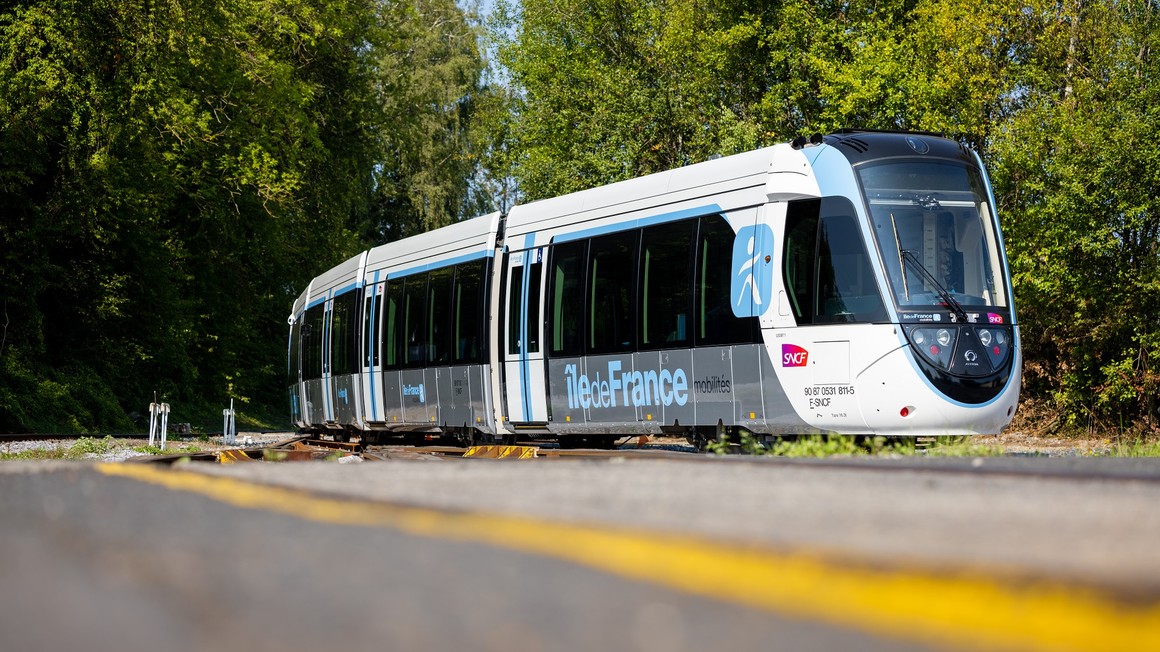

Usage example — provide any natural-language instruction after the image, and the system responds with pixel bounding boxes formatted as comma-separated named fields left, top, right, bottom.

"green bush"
left=0, top=352, right=131, bottom=433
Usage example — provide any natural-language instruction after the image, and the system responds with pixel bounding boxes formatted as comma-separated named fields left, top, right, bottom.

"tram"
left=286, top=130, right=1020, bottom=445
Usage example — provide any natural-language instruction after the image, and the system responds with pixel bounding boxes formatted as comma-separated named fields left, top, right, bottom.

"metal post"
left=223, top=399, right=236, bottom=446
left=147, top=402, right=158, bottom=447
left=158, top=403, right=170, bottom=451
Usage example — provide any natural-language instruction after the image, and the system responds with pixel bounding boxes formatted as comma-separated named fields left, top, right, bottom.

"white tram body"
left=287, top=131, right=1021, bottom=443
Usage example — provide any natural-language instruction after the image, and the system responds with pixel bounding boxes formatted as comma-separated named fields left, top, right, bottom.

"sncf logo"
left=987, top=313, right=1004, bottom=324
left=782, top=344, right=809, bottom=367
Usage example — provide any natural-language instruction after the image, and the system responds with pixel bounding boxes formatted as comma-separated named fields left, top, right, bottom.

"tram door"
left=502, top=247, right=549, bottom=422
left=288, top=313, right=306, bottom=427
left=360, top=280, right=385, bottom=424
left=311, top=300, right=334, bottom=424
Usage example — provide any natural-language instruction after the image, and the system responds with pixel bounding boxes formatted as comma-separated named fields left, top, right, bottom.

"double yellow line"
left=98, top=463, right=1160, bottom=651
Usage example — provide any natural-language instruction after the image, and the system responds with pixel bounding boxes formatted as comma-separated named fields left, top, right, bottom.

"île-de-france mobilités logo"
left=731, top=224, right=775, bottom=318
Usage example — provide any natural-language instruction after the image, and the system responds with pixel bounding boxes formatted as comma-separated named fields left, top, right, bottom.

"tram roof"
left=504, top=145, right=783, bottom=239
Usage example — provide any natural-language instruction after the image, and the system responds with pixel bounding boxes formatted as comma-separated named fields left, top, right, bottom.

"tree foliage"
left=2, top=0, right=1156, bottom=434
left=365, top=0, right=488, bottom=240
left=0, top=0, right=484, bottom=432
left=490, top=0, right=1160, bottom=431
left=992, top=1, right=1160, bottom=429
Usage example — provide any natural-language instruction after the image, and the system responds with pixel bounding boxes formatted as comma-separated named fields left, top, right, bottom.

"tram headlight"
left=905, top=326, right=956, bottom=371
left=978, top=325, right=1013, bottom=370
left=978, top=329, right=993, bottom=347
left=936, top=329, right=952, bottom=347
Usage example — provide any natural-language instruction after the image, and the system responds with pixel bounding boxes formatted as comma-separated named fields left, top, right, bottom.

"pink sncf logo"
left=782, top=344, right=809, bottom=367
left=987, top=313, right=1004, bottom=324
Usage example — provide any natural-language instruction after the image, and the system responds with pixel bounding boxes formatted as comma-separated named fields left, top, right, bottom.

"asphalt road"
left=2, top=455, right=1160, bottom=652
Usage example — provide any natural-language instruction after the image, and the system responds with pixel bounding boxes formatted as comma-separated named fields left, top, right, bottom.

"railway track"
left=88, top=432, right=1160, bottom=484
left=0, top=431, right=285, bottom=443
left=0, top=432, right=144, bottom=443
left=6, top=430, right=1160, bottom=484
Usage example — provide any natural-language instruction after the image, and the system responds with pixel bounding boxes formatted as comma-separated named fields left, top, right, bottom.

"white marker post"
left=222, top=399, right=236, bottom=446
left=148, top=402, right=171, bottom=450
left=147, top=401, right=158, bottom=447
left=160, top=403, right=170, bottom=450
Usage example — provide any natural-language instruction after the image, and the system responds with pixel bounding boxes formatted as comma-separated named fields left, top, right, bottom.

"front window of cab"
left=860, top=160, right=1008, bottom=310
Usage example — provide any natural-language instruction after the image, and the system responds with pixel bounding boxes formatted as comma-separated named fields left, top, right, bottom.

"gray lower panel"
left=438, top=366, right=466, bottom=427
left=392, top=368, right=474, bottom=427
left=547, top=357, right=585, bottom=428
left=539, top=342, right=808, bottom=435
left=332, top=373, right=360, bottom=425
left=374, top=365, right=493, bottom=432
left=691, top=347, right=733, bottom=426
left=425, top=368, right=440, bottom=426
left=581, top=353, right=637, bottom=424
left=657, top=349, right=695, bottom=427
left=305, top=378, right=326, bottom=426
left=732, top=344, right=764, bottom=427
left=468, top=365, right=491, bottom=433
left=288, top=386, right=303, bottom=426
left=400, top=369, right=429, bottom=423
left=381, top=370, right=403, bottom=425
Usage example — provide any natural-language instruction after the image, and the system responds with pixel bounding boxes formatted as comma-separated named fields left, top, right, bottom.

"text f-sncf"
left=782, top=344, right=809, bottom=367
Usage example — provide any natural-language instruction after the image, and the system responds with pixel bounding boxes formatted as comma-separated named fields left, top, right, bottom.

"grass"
left=1106, top=438, right=1160, bottom=458
left=0, top=435, right=213, bottom=461
left=706, top=432, right=1007, bottom=458
left=705, top=431, right=1160, bottom=458
left=0, top=446, right=70, bottom=462
left=1, top=435, right=117, bottom=461
left=767, top=434, right=871, bottom=457
left=924, top=436, right=1006, bottom=458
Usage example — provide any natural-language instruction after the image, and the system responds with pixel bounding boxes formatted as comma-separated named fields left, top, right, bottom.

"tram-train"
left=287, top=130, right=1021, bottom=446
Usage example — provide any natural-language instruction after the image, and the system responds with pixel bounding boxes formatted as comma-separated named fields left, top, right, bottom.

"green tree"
left=364, top=0, right=487, bottom=241
left=491, top=0, right=1040, bottom=197
left=490, top=0, right=1159, bottom=431
left=992, top=1, right=1160, bottom=430
left=0, top=0, right=380, bottom=431
left=491, top=0, right=779, bottom=200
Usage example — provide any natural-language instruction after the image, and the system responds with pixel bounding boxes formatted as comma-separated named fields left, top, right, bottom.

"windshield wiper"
left=873, top=192, right=943, bottom=210
left=899, top=249, right=968, bottom=323
left=889, top=213, right=909, bottom=301
left=911, top=194, right=942, bottom=210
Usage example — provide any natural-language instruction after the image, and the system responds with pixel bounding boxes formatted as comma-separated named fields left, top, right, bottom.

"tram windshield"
left=859, top=160, right=1008, bottom=310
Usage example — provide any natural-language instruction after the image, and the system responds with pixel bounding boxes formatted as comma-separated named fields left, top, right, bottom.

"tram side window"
left=640, top=219, right=694, bottom=349
left=402, top=273, right=428, bottom=367
left=588, top=232, right=639, bottom=354
left=783, top=197, right=888, bottom=324
left=427, top=266, right=454, bottom=365
left=331, top=291, right=360, bottom=376
left=453, top=260, right=486, bottom=364
left=507, top=264, right=523, bottom=354
left=526, top=261, right=542, bottom=354
left=549, top=240, right=586, bottom=357
left=783, top=202, right=818, bottom=323
left=303, top=303, right=326, bottom=380
left=363, top=285, right=382, bottom=368
left=288, top=318, right=301, bottom=384
left=696, top=216, right=758, bottom=345
left=384, top=280, right=404, bottom=368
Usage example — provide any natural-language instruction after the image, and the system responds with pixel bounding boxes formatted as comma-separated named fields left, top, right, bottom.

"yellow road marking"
left=97, top=463, right=1160, bottom=652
